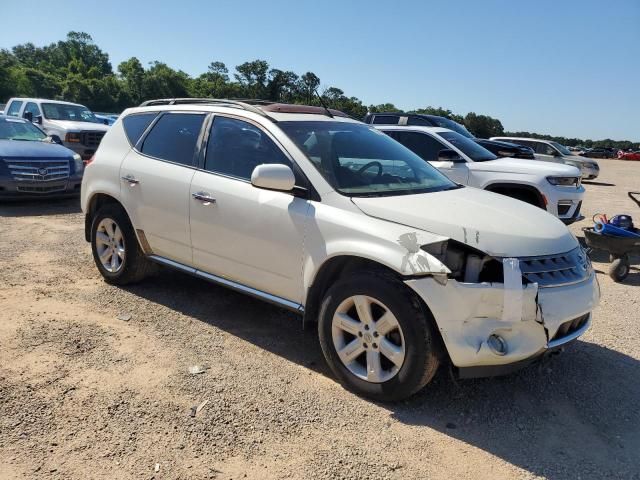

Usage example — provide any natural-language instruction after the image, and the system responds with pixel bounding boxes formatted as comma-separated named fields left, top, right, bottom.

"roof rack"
left=138, top=98, right=277, bottom=122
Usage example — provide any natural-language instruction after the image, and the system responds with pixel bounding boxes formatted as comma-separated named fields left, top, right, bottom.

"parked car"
left=491, top=136, right=600, bottom=179
left=81, top=99, right=599, bottom=402
left=618, top=150, right=640, bottom=161
left=364, top=112, right=536, bottom=159
left=4, top=98, right=109, bottom=161
left=377, top=125, right=584, bottom=224
left=580, top=147, right=615, bottom=159
left=95, top=112, right=119, bottom=126
left=0, top=115, right=84, bottom=199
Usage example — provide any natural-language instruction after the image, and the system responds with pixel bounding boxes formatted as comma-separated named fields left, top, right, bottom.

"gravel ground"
left=0, top=159, right=638, bottom=480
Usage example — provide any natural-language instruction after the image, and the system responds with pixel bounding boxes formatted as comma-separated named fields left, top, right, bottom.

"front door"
left=120, top=112, right=207, bottom=265
left=189, top=115, right=310, bottom=304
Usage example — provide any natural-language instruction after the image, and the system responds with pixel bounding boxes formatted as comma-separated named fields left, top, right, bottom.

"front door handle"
left=121, top=175, right=140, bottom=185
left=192, top=191, right=216, bottom=205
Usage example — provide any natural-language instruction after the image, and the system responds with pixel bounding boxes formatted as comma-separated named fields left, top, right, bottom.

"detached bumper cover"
left=405, top=272, right=600, bottom=371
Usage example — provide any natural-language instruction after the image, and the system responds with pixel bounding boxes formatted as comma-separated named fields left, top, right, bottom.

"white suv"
left=491, top=136, right=600, bottom=180
left=81, top=99, right=599, bottom=401
left=4, top=98, right=109, bottom=161
left=378, top=126, right=585, bottom=224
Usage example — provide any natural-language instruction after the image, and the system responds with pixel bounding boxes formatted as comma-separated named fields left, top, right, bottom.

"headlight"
left=421, top=239, right=503, bottom=283
left=73, top=153, right=84, bottom=173
left=547, top=176, right=580, bottom=186
left=65, top=132, right=81, bottom=143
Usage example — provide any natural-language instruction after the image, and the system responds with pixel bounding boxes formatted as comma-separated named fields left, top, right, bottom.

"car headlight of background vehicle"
left=73, top=153, right=84, bottom=173
left=547, top=176, right=580, bottom=186
left=65, top=132, right=81, bottom=143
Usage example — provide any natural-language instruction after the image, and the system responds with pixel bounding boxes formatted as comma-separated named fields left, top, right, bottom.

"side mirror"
left=23, top=111, right=33, bottom=122
left=251, top=164, right=295, bottom=192
left=49, top=134, right=63, bottom=145
left=437, top=148, right=465, bottom=163
left=35, top=115, right=43, bottom=125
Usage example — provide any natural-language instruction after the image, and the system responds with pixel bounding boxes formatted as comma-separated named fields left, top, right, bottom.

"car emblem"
left=38, top=168, right=48, bottom=176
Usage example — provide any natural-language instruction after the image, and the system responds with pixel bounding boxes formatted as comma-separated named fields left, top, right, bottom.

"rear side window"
left=205, top=116, right=290, bottom=180
left=6, top=101, right=23, bottom=117
left=140, top=113, right=205, bottom=165
left=371, top=115, right=400, bottom=125
left=123, top=113, right=158, bottom=146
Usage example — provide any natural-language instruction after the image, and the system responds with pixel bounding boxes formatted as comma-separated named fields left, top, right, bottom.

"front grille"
left=17, top=184, right=67, bottom=193
left=519, top=247, right=590, bottom=287
left=80, top=131, right=105, bottom=148
left=4, top=158, right=70, bottom=182
left=550, top=314, right=589, bottom=342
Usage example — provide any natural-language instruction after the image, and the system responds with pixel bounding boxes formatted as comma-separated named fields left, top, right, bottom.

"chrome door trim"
left=148, top=255, right=304, bottom=313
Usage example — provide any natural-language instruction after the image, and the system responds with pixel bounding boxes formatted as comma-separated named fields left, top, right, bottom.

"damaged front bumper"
left=405, top=271, right=600, bottom=377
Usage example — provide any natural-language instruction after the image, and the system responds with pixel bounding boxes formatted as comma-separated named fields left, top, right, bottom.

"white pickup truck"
left=4, top=98, right=109, bottom=161
left=377, top=125, right=585, bottom=224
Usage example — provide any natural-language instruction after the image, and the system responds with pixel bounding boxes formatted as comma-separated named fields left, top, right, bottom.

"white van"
left=4, top=98, right=110, bottom=161
left=491, top=136, right=599, bottom=179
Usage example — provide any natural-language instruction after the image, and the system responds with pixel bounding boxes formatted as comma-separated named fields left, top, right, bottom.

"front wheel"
left=318, top=271, right=440, bottom=402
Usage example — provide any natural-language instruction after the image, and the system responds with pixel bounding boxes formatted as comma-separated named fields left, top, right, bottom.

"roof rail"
left=138, top=98, right=277, bottom=122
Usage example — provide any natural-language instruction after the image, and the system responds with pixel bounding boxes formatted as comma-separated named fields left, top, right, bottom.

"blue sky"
left=2, top=0, right=639, bottom=140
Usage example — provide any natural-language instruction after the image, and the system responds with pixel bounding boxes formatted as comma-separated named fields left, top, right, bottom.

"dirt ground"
left=1, top=159, right=638, bottom=480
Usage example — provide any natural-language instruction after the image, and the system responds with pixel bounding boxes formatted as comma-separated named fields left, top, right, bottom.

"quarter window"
left=123, top=112, right=158, bottom=146
left=205, top=116, right=291, bottom=180
left=23, top=102, right=41, bottom=119
left=140, top=113, right=205, bottom=166
left=6, top=101, right=23, bottom=117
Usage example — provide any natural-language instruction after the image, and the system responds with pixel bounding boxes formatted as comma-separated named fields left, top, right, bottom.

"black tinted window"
left=386, top=131, right=446, bottom=161
left=406, top=116, right=434, bottom=126
left=141, top=113, right=205, bottom=165
left=205, top=116, right=290, bottom=180
left=6, top=101, right=22, bottom=117
left=123, top=113, right=158, bottom=146
left=536, top=143, right=557, bottom=155
left=371, top=115, right=400, bottom=125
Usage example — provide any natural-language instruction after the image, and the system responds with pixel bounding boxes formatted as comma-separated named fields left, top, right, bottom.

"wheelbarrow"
left=582, top=192, right=640, bottom=282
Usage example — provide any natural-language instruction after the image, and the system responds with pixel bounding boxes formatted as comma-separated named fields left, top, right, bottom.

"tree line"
left=1, top=32, right=637, bottom=150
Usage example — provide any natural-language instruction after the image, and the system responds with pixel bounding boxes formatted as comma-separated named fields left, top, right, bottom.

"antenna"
left=314, top=89, right=334, bottom=118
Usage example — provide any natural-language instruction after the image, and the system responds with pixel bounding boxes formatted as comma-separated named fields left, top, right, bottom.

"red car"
left=617, top=150, right=640, bottom=161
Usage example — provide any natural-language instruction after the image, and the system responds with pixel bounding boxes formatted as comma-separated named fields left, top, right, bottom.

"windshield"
left=429, top=117, right=474, bottom=138
left=279, top=121, right=458, bottom=197
left=550, top=141, right=572, bottom=156
left=437, top=131, right=498, bottom=162
left=42, top=103, right=100, bottom=123
left=0, top=118, right=47, bottom=141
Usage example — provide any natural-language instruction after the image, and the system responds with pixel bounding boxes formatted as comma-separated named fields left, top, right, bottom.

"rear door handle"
left=121, top=175, right=140, bottom=185
left=192, top=191, right=216, bottom=205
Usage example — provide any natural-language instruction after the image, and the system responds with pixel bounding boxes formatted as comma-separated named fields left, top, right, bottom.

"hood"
left=474, top=157, right=581, bottom=176
left=351, top=187, right=578, bottom=257
left=46, top=119, right=109, bottom=132
left=0, top=139, right=76, bottom=158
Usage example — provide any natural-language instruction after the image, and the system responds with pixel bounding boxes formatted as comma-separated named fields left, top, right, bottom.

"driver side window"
left=205, top=116, right=292, bottom=180
left=386, top=131, right=447, bottom=161
left=536, top=143, right=557, bottom=156
left=23, top=102, right=41, bottom=119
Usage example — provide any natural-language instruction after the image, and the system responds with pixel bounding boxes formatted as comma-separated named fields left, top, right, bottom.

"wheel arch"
left=484, top=182, right=546, bottom=208
left=84, top=192, right=128, bottom=242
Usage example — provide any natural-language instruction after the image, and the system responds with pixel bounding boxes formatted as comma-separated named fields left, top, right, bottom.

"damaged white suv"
left=81, top=99, right=600, bottom=401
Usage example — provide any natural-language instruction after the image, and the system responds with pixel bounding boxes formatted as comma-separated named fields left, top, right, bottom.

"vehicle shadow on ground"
left=0, top=198, right=81, bottom=217
left=127, top=268, right=640, bottom=478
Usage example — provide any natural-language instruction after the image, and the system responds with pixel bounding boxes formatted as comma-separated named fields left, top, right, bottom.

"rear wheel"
left=91, top=204, right=153, bottom=285
left=318, top=271, right=440, bottom=402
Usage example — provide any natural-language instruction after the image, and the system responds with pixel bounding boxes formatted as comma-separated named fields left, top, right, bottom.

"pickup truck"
left=4, top=97, right=109, bottom=161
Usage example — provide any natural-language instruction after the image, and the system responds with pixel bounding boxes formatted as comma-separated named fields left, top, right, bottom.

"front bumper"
left=405, top=271, right=600, bottom=371
left=0, top=176, right=83, bottom=200
left=581, top=164, right=599, bottom=180
left=63, top=142, right=97, bottom=161
left=545, top=184, right=584, bottom=223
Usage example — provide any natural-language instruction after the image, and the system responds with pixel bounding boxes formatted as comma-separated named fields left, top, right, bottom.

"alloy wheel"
left=95, top=218, right=125, bottom=273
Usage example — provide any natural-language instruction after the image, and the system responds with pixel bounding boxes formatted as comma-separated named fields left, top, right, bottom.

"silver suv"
left=81, top=99, right=599, bottom=401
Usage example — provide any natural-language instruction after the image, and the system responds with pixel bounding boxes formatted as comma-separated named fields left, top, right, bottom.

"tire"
left=609, top=256, right=630, bottom=282
left=90, top=204, right=153, bottom=285
left=318, top=271, right=440, bottom=402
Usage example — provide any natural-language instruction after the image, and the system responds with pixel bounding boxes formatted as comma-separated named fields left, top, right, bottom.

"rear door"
left=119, top=111, right=207, bottom=265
